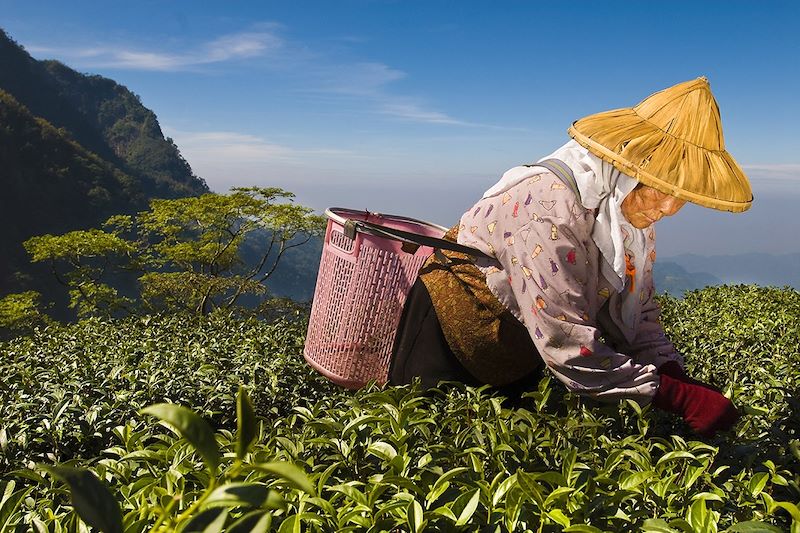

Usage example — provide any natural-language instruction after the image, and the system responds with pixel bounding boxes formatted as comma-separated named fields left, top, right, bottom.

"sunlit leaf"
left=367, top=441, right=397, bottom=462
left=0, top=481, right=32, bottom=531
left=236, top=385, right=257, bottom=460
left=548, top=509, right=571, bottom=528
left=140, top=404, right=220, bottom=473
left=563, top=525, right=604, bottom=533
left=40, top=466, right=123, bottom=533
left=181, top=508, right=227, bottom=533
left=641, top=518, right=678, bottom=532
left=227, top=511, right=272, bottom=533
left=251, top=462, right=316, bottom=495
left=455, top=489, right=481, bottom=526
left=407, top=499, right=424, bottom=533
left=205, top=483, right=271, bottom=508
left=726, top=521, right=784, bottom=532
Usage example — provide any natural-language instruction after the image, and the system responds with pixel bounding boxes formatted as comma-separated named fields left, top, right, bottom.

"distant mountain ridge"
left=0, top=28, right=208, bottom=305
left=663, top=253, right=800, bottom=290
left=652, top=253, right=800, bottom=297
left=652, top=261, right=722, bottom=296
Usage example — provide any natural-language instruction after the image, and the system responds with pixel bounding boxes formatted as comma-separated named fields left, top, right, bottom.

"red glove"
left=652, top=361, right=740, bottom=437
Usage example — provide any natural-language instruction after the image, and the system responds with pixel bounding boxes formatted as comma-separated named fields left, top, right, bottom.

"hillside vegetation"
left=0, top=285, right=798, bottom=531
left=0, top=28, right=208, bottom=313
left=0, top=29, right=205, bottom=199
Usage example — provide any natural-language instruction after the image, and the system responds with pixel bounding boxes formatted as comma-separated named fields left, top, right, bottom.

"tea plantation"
left=0, top=285, right=798, bottom=532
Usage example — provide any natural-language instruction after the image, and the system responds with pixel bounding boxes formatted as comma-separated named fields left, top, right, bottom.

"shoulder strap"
left=530, top=158, right=581, bottom=202
left=345, top=219, right=493, bottom=259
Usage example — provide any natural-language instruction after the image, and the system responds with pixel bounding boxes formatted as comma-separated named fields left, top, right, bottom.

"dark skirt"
left=389, top=278, right=543, bottom=400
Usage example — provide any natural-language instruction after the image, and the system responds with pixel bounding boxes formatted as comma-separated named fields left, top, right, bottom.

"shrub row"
left=0, top=313, right=338, bottom=474
left=0, top=285, right=798, bottom=531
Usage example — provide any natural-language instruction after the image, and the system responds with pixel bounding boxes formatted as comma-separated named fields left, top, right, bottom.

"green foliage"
left=24, top=228, right=136, bottom=317
left=0, top=291, right=48, bottom=334
left=0, top=313, right=336, bottom=475
left=658, top=285, right=800, bottom=456
left=137, top=187, right=325, bottom=315
left=39, top=465, right=123, bottom=533
left=0, top=88, right=146, bottom=313
left=1, top=285, right=798, bottom=531
left=24, top=229, right=135, bottom=264
left=20, top=187, right=326, bottom=319
left=140, top=404, right=221, bottom=474
left=0, top=29, right=207, bottom=199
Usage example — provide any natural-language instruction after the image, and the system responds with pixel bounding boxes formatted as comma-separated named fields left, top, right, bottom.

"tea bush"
left=0, top=285, right=798, bottom=531
left=0, top=313, right=339, bottom=474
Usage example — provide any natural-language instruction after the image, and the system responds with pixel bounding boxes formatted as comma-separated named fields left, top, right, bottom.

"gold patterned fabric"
left=418, top=226, right=541, bottom=386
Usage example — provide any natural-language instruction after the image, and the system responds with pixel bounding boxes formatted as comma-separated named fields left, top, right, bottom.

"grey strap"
left=529, top=158, right=582, bottom=202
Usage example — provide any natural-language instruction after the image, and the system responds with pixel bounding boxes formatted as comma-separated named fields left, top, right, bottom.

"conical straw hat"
left=568, top=77, right=753, bottom=212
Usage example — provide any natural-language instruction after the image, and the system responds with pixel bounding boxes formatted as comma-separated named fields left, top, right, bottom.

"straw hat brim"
left=568, top=108, right=753, bottom=213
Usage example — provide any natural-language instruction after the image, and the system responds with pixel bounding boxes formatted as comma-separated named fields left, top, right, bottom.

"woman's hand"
left=652, top=361, right=740, bottom=437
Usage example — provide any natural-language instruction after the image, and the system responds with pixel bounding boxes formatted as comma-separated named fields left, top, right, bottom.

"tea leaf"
left=0, top=482, right=32, bottom=531
left=367, top=441, right=397, bottom=462
left=455, top=489, right=481, bottom=526
left=619, top=471, right=653, bottom=491
left=181, top=508, right=228, bottom=533
left=726, top=521, right=784, bottom=532
left=548, top=509, right=571, bottom=528
left=205, top=483, right=271, bottom=508
left=40, top=465, right=123, bottom=533
left=250, top=462, right=316, bottom=495
left=140, top=403, right=220, bottom=473
left=563, top=525, right=604, bottom=532
left=227, top=511, right=272, bottom=533
left=236, top=385, right=257, bottom=460
left=407, top=499, right=424, bottom=533
left=641, top=518, right=678, bottom=532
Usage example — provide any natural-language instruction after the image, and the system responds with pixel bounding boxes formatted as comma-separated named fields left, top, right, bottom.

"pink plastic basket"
left=304, top=208, right=447, bottom=389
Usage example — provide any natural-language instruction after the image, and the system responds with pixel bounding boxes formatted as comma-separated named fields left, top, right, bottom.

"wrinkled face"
left=621, top=184, right=687, bottom=229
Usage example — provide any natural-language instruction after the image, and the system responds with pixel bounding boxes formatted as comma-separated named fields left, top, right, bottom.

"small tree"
left=0, top=291, right=50, bottom=335
left=24, top=187, right=325, bottom=318
left=23, top=226, right=136, bottom=317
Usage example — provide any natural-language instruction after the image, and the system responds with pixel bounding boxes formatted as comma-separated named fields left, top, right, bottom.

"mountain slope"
left=0, top=89, right=147, bottom=308
left=0, top=28, right=208, bottom=312
left=0, top=28, right=206, bottom=198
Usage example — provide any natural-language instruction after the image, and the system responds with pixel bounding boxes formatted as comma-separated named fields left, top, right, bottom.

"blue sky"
left=2, top=0, right=799, bottom=257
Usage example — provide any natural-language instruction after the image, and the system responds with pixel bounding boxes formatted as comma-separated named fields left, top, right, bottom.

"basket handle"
left=345, top=219, right=493, bottom=259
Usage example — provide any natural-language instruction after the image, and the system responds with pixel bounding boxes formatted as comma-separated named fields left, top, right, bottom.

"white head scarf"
left=482, top=140, right=648, bottom=339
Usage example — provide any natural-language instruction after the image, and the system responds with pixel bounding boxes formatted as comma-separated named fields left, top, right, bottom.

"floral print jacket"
left=456, top=169, right=683, bottom=404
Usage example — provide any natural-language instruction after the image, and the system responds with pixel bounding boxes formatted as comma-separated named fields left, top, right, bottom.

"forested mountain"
left=0, top=28, right=208, bottom=303
left=0, top=29, right=206, bottom=198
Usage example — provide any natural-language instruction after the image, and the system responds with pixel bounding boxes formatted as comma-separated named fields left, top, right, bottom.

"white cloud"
left=379, top=101, right=468, bottom=125
left=303, top=63, right=478, bottom=126
left=26, top=24, right=479, bottom=126
left=173, top=131, right=297, bottom=161
left=205, top=31, right=281, bottom=62
left=742, top=163, right=800, bottom=179
left=27, top=29, right=283, bottom=71
left=165, top=128, right=369, bottom=191
left=314, top=62, right=406, bottom=96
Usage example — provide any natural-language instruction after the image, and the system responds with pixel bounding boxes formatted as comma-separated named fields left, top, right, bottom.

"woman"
left=389, top=77, right=751, bottom=438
